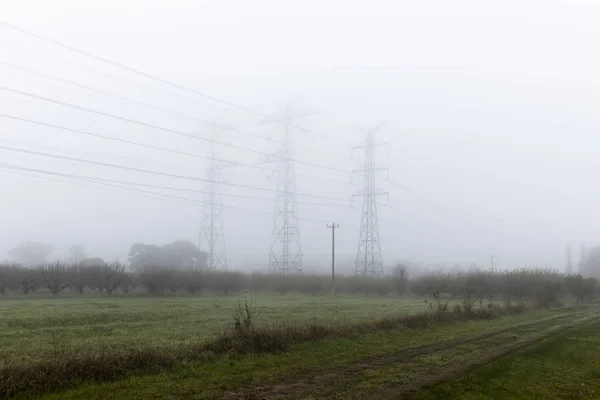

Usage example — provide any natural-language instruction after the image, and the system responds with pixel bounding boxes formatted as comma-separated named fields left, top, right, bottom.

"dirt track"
left=226, top=310, right=597, bottom=400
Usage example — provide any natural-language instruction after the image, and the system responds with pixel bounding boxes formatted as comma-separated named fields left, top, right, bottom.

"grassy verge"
left=414, top=310, right=600, bottom=399
left=36, top=307, right=577, bottom=400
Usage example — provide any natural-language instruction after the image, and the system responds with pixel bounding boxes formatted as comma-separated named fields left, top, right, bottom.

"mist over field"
left=2, top=0, right=600, bottom=274
left=3, top=3, right=600, bottom=400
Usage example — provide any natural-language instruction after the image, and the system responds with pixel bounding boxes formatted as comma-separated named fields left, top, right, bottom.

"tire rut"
left=376, top=313, right=600, bottom=399
left=226, top=311, right=589, bottom=400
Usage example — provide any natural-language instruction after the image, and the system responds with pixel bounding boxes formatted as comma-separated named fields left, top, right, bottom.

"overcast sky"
left=1, top=0, right=599, bottom=272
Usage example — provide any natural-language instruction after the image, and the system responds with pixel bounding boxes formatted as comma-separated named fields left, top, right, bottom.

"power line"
left=0, top=112, right=223, bottom=162
left=0, top=61, right=274, bottom=143
left=0, top=162, right=353, bottom=208
left=0, top=134, right=181, bottom=171
left=0, top=144, right=354, bottom=202
left=0, top=166, right=336, bottom=225
left=0, top=23, right=491, bottom=261
left=386, top=178, right=439, bottom=204
left=0, top=148, right=484, bottom=259
left=0, top=22, right=263, bottom=117
left=0, top=62, right=353, bottom=161
left=0, top=167, right=194, bottom=205
left=2, top=153, right=472, bottom=256
left=1, top=165, right=476, bottom=259
left=0, top=21, right=353, bottom=146
left=0, top=86, right=350, bottom=174
left=0, top=113, right=355, bottom=186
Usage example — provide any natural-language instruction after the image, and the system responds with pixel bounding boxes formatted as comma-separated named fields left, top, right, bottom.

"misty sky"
left=1, top=0, right=599, bottom=272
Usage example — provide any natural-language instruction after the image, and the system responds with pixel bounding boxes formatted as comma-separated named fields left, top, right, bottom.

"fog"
left=1, top=0, right=599, bottom=272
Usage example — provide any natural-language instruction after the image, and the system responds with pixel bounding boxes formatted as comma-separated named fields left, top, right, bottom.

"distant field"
left=0, top=294, right=428, bottom=368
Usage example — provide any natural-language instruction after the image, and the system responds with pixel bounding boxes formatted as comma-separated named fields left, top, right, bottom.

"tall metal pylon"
left=352, top=125, right=388, bottom=277
left=198, top=128, right=229, bottom=271
left=579, top=244, right=587, bottom=273
left=566, top=245, right=573, bottom=275
left=260, top=106, right=316, bottom=274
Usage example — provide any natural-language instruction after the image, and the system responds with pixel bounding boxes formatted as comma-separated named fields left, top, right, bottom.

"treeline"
left=411, top=268, right=597, bottom=306
left=0, top=262, right=596, bottom=303
left=0, top=261, right=596, bottom=303
left=0, top=261, right=396, bottom=296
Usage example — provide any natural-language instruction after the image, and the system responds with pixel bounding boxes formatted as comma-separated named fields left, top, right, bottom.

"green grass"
left=0, top=293, right=428, bottom=368
left=40, top=308, right=571, bottom=400
left=415, top=311, right=600, bottom=400
left=4, top=293, right=591, bottom=400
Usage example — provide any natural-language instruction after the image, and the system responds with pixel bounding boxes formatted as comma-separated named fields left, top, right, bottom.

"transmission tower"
left=198, top=128, right=229, bottom=270
left=261, top=107, right=316, bottom=274
left=579, top=244, right=587, bottom=273
left=352, top=126, right=388, bottom=277
left=566, top=245, right=573, bottom=275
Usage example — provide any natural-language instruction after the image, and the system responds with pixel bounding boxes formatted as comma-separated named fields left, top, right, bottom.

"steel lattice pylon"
left=198, top=135, right=228, bottom=271
left=268, top=122, right=302, bottom=274
left=261, top=107, right=316, bottom=275
left=353, top=127, right=388, bottom=277
left=566, top=245, right=573, bottom=275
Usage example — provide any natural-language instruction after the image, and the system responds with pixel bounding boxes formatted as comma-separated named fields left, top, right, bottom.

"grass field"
left=0, top=294, right=429, bottom=368
left=39, top=307, right=597, bottom=400
left=2, top=293, right=598, bottom=399
left=415, top=311, right=600, bottom=399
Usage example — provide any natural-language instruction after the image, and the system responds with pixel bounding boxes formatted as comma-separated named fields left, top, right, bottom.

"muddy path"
left=226, top=310, right=596, bottom=400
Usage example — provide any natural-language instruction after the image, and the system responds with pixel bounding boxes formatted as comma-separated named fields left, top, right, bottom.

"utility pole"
left=260, top=106, right=317, bottom=275
left=490, top=254, right=495, bottom=274
left=327, top=222, right=339, bottom=295
left=352, top=125, right=388, bottom=277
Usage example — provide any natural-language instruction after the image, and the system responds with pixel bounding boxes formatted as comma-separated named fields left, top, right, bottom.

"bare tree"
left=119, top=271, right=137, bottom=294
left=140, top=267, right=173, bottom=294
left=69, top=263, right=92, bottom=294
left=99, top=261, right=127, bottom=294
left=80, top=258, right=107, bottom=292
left=177, top=269, right=202, bottom=294
left=39, top=262, right=70, bottom=296
left=565, top=275, right=597, bottom=304
left=392, top=264, right=409, bottom=295
left=0, top=262, right=19, bottom=295
left=14, top=267, right=39, bottom=295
